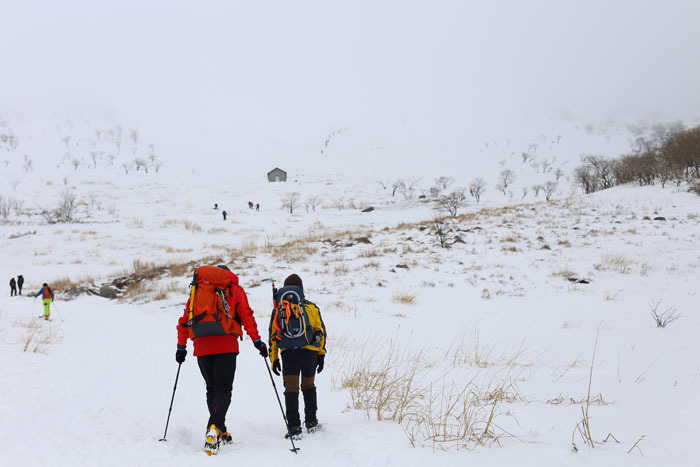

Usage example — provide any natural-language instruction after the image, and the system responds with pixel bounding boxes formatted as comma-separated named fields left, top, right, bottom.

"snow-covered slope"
left=1, top=154, right=699, bottom=466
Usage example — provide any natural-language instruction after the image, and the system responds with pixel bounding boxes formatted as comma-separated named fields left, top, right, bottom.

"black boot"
left=302, top=387, right=318, bottom=432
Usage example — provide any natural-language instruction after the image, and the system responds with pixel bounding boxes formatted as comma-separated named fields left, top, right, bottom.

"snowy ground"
left=1, top=161, right=700, bottom=466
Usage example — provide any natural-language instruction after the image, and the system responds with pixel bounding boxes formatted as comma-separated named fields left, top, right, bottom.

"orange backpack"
left=181, top=266, right=242, bottom=340
left=43, top=285, right=53, bottom=300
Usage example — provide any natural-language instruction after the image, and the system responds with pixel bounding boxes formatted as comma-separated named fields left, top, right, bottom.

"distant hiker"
left=222, top=210, right=227, bottom=221
left=469, top=188, right=474, bottom=197
left=248, top=201, right=253, bottom=210
left=17, top=275, right=24, bottom=295
left=176, top=265, right=267, bottom=456
left=269, top=274, right=327, bottom=438
left=255, top=203, right=260, bottom=212
left=34, top=283, right=54, bottom=320
left=214, top=203, right=218, bottom=210
left=9, top=277, right=17, bottom=296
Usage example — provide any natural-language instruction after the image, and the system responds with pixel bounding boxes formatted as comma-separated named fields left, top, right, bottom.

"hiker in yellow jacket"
left=269, top=274, right=326, bottom=438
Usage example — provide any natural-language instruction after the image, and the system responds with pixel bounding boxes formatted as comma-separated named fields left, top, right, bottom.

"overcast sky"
left=1, top=0, right=699, bottom=171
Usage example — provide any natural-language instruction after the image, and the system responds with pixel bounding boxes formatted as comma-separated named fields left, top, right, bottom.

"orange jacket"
left=177, top=270, right=261, bottom=356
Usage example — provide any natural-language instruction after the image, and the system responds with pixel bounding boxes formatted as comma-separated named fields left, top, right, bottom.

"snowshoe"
left=285, top=425, right=302, bottom=441
left=305, top=420, right=320, bottom=434
left=204, top=424, right=220, bottom=456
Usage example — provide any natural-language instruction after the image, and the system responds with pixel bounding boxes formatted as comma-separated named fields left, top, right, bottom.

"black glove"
left=175, top=346, right=187, bottom=364
left=316, top=354, right=325, bottom=373
left=272, top=359, right=281, bottom=376
left=254, top=340, right=268, bottom=358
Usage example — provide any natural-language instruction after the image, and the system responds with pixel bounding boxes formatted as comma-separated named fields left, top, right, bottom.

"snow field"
left=1, top=135, right=700, bottom=465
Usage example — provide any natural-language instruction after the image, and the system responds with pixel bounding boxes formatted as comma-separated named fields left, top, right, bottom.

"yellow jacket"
left=269, top=301, right=326, bottom=365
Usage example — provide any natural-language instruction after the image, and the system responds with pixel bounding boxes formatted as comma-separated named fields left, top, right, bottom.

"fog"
left=1, top=0, right=699, bottom=174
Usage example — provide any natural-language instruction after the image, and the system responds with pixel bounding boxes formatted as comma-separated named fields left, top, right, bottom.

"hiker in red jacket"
left=176, top=265, right=267, bottom=455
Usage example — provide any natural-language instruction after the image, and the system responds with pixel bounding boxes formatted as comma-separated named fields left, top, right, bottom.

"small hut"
left=267, top=167, right=287, bottom=182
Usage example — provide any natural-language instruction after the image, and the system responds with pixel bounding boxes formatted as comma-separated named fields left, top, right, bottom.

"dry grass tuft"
left=596, top=254, right=634, bottom=274
left=336, top=336, right=519, bottom=450
left=392, top=291, right=417, bottom=305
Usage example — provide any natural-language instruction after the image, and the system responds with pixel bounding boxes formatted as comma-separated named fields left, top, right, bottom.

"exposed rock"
left=395, top=264, right=409, bottom=269
left=653, top=216, right=666, bottom=221
left=355, top=236, right=372, bottom=244
left=99, top=285, right=121, bottom=299
left=361, top=206, right=375, bottom=212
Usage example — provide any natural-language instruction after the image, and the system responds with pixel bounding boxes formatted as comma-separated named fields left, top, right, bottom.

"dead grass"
left=358, top=247, right=381, bottom=258
left=16, top=317, right=58, bottom=353
left=596, top=254, right=634, bottom=274
left=336, top=336, right=519, bottom=450
left=133, top=259, right=156, bottom=275
left=270, top=243, right=319, bottom=263
left=392, top=291, right=417, bottom=304
left=153, top=280, right=182, bottom=301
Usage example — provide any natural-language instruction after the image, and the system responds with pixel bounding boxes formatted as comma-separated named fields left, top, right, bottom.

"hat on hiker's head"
left=217, top=265, right=231, bottom=271
left=283, top=274, right=303, bottom=289
left=42, top=283, right=48, bottom=287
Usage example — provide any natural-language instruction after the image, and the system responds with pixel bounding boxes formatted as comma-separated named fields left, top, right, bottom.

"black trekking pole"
left=263, top=357, right=300, bottom=453
left=159, top=363, right=182, bottom=442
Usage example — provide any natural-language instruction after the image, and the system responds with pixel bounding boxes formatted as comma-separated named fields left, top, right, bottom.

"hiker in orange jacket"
left=176, top=265, right=267, bottom=454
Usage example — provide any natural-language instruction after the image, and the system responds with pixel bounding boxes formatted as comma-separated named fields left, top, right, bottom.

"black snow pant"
left=10, top=285, right=16, bottom=296
left=197, top=352, right=237, bottom=433
left=281, top=348, right=319, bottom=428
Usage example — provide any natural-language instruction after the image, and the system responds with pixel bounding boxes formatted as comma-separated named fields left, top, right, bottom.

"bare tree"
left=554, top=167, right=564, bottom=181
left=377, top=180, right=389, bottom=190
left=497, top=169, right=516, bottom=195
left=22, top=156, right=33, bottom=173
left=130, top=129, right=139, bottom=156
left=12, top=199, right=24, bottom=216
left=304, top=196, right=322, bottom=213
left=434, top=176, right=454, bottom=190
left=71, top=158, right=81, bottom=170
left=400, top=179, right=420, bottom=201
left=10, top=180, right=19, bottom=191
left=582, top=155, right=616, bottom=190
left=62, top=176, right=69, bottom=186
left=89, top=151, right=99, bottom=168
left=107, top=154, right=116, bottom=166
left=543, top=181, right=558, bottom=201
left=437, top=189, right=467, bottom=217
left=521, top=186, right=528, bottom=199
left=541, top=158, right=554, bottom=173
left=114, top=125, right=123, bottom=154
left=122, top=162, right=133, bottom=175
left=469, top=177, right=486, bottom=202
left=0, top=195, right=10, bottom=220
left=134, top=158, right=149, bottom=173
left=61, top=136, right=71, bottom=148
left=390, top=179, right=405, bottom=197
left=42, top=189, right=78, bottom=223
left=152, top=159, right=164, bottom=172
left=431, top=216, right=450, bottom=248
left=573, top=165, right=597, bottom=194
left=281, top=192, right=300, bottom=214
left=532, top=184, right=543, bottom=197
